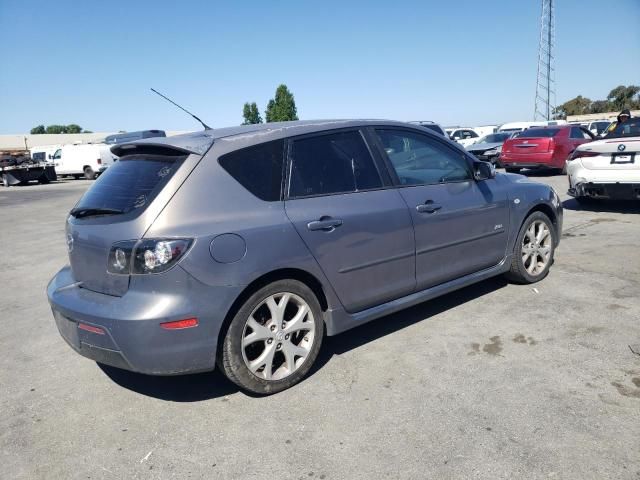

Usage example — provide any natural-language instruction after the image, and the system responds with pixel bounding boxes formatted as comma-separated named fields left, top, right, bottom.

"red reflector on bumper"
left=78, top=323, right=105, bottom=335
left=160, top=318, right=198, bottom=330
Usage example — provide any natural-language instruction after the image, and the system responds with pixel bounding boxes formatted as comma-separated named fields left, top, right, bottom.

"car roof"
left=110, top=119, right=414, bottom=156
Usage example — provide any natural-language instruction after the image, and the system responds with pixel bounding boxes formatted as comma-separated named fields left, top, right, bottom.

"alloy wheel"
left=241, top=292, right=315, bottom=381
left=521, top=220, right=552, bottom=276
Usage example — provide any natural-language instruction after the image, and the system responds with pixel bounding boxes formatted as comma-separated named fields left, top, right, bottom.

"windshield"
left=604, top=119, right=640, bottom=138
left=73, top=154, right=186, bottom=216
left=516, top=128, right=560, bottom=138
left=476, top=133, right=511, bottom=144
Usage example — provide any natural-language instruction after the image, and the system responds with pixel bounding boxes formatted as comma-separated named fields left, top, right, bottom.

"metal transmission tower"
left=534, top=0, right=556, bottom=120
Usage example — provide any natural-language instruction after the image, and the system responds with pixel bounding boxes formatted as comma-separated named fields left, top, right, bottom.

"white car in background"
left=566, top=118, right=640, bottom=202
left=445, top=127, right=480, bottom=147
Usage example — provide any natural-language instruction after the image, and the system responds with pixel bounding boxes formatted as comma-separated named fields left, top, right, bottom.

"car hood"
left=466, top=141, right=502, bottom=152
left=575, top=135, right=640, bottom=154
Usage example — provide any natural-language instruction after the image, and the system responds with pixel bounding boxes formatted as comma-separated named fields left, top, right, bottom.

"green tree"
left=554, top=95, right=592, bottom=119
left=66, top=124, right=82, bottom=134
left=242, top=102, right=263, bottom=125
left=588, top=100, right=612, bottom=114
left=607, top=85, right=640, bottom=110
left=30, top=125, right=46, bottom=134
left=45, top=125, right=67, bottom=134
left=265, top=84, right=298, bottom=122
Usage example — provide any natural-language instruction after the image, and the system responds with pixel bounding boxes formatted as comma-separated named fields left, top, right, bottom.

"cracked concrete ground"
left=1, top=173, right=639, bottom=479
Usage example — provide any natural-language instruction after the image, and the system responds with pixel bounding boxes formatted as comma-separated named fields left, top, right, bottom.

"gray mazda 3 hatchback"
left=48, top=120, right=562, bottom=394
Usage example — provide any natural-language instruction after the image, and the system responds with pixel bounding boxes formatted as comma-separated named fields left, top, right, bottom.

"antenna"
left=534, top=0, right=556, bottom=120
left=150, top=88, right=212, bottom=130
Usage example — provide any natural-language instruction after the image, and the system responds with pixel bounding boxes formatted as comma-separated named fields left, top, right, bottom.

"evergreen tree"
left=265, top=84, right=298, bottom=122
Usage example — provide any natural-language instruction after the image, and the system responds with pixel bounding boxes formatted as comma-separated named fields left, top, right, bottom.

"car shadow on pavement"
left=99, top=276, right=508, bottom=401
left=310, top=276, right=508, bottom=374
left=562, top=198, right=640, bottom=214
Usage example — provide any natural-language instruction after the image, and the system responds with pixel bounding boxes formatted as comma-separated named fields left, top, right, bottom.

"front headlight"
left=484, top=148, right=499, bottom=156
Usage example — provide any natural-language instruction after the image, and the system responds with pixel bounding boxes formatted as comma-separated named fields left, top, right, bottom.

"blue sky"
left=0, top=0, right=638, bottom=134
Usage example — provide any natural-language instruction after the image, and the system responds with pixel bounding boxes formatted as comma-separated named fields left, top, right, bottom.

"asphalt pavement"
left=1, top=173, right=639, bottom=479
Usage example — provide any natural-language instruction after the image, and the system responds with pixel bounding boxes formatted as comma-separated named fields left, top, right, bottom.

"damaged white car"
left=566, top=118, right=640, bottom=202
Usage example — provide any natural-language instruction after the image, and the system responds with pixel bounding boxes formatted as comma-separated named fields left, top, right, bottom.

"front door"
left=372, top=128, right=510, bottom=290
left=284, top=129, right=416, bottom=313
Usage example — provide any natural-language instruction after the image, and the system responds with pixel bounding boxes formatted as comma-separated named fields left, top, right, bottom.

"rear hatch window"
left=72, top=154, right=187, bottom=218
left=516, top=129, right=560, bottom=138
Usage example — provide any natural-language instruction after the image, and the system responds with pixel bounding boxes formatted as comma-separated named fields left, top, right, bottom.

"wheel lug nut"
left=285, top=334, right=290, bottom=340
left=277, top=343, right=282, bottom=349
left=270, top=325, right=276, bottom=331
left=267, top=338, right=273, bottom=344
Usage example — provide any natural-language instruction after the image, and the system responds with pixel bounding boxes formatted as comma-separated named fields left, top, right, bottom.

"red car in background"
left=500, top=125, right=595, bottom=174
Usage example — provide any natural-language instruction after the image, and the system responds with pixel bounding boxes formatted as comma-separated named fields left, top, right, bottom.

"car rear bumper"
left=566, top=161, right=640, bottom=199
left=500, top=151, right=557, bottom=168
left=47, top=265, right=243, bottom=375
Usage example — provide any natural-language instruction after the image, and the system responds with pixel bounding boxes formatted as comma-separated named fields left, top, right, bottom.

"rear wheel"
left=505, top=167, right=521, bottom=174
left=220, top=279, right=324, bottom=394
left=83, top=166, right=96, bottom=180
left=505, top=211, right=556, bottom=284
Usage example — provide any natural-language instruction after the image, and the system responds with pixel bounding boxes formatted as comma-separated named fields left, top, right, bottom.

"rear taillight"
left=107, top=238, right=193, bottom=275
left=569, top=150, right=600, bottom=161
left=548, top=138, right=555, bottom=152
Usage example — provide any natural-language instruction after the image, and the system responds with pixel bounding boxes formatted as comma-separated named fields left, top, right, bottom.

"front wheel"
left=220, top=280, right=324, bottom=394
left=505, top=211, right=556, bottom=284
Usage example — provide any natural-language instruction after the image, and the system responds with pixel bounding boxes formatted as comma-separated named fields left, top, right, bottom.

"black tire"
left=505, top=167, right=521, bottom=174
left=220, top=279, right=324, bottom=395
left=505, top=211, right=556, bottom=284
left=38, top=173, right=50, bottom=184
left=83, top=166, right=96, bottom=180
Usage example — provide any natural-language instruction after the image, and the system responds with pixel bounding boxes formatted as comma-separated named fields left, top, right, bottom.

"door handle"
left=307, top=217, right=343, bottom=232
left=416, top=201, right=442, bottom=213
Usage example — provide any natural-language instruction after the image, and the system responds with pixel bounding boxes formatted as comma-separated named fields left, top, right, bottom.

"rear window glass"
left=74, top=154, right=186, bottom=215
left=218, top=140, right=285, bottom=201
left=517, top=129, right=560, bottom=138
left=289, top=130, right=382, bottom=198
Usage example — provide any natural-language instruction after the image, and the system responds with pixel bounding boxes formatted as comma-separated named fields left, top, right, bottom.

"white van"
left=497, top=120, right=567, bottom=133
left=51, top=144, right=116, bottom=179
left=29, top=145, right=61, bottom=164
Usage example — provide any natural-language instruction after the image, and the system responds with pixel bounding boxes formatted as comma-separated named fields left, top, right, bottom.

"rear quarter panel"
left=144, top=140, right=343, bottom=310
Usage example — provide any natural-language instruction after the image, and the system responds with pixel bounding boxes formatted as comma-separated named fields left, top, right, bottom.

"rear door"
left=284, top=129, right=416, bottom=313
left=569, top=127, right=593, bottom=153
left=371, top=128, right=510, bottom=290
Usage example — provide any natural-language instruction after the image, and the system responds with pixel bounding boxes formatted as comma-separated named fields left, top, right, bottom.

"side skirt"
left=324, top=255, right=512, bottom=336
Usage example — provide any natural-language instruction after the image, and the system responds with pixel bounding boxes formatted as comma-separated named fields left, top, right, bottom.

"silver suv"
left=48, top=120, right=562, bottom=394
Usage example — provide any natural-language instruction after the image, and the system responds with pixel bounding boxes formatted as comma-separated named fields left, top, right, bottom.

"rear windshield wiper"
left=69, top=207, right=125, bottom=218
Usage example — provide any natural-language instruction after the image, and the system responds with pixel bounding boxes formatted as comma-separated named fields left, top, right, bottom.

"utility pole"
left=534, top=0, right=556, bottom=120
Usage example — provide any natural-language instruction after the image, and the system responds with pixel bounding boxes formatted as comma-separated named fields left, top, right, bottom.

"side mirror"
left=474, top=161, right=495, bottom=181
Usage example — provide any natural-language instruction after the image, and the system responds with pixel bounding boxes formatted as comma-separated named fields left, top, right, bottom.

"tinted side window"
left=375, top=129, right=472, bottom=186
left=289, top=130, right=381, bottom=198
left=570, top=127, right=584, bottom=139
left=53, top=149, right=61, bottom=159
left=219, top=140, right=284, bottom=201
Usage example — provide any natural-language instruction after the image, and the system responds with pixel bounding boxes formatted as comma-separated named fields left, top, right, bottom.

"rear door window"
left=288, top=130, right=382, bottom=198
left=73, top=154, right=186, bottom=215
left=219, top=140, right=284, bottom=201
